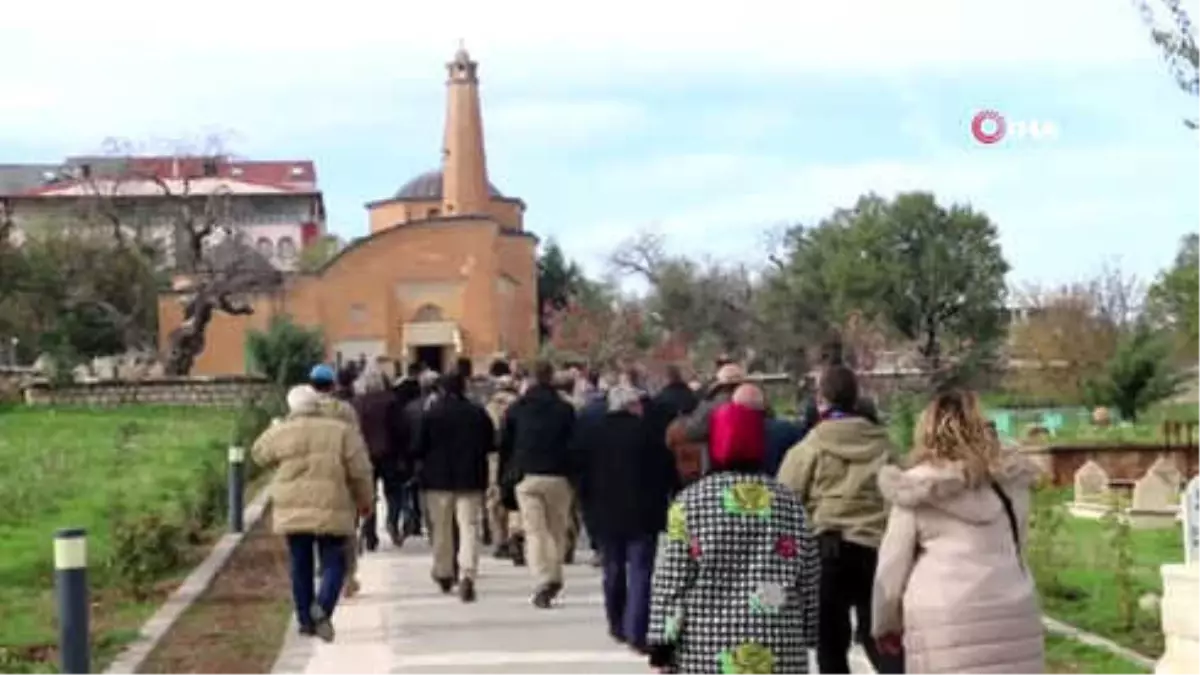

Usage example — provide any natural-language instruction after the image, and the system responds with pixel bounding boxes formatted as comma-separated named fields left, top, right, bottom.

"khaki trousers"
left=515, top=475, right=574, bottom=585
left=486, top=454, right=509, bottom=544
left=425, top=490, right=483, bottom=581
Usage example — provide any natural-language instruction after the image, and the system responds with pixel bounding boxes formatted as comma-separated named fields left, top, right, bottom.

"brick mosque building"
left=157, top=46, right=539, bottom=375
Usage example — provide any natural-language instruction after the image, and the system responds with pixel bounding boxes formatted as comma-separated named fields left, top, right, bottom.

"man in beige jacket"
left=308, top=364, right=366, bottom=597
left=252, top=384, right=374, bottom=643
left=776, top=364, right=902, bottom=674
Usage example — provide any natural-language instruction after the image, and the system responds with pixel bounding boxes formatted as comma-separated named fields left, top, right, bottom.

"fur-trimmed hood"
left=878, top=451, right=1042, bottom=524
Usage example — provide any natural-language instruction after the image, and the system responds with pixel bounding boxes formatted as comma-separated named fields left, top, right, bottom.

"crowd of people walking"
left=249, top=354, right=1046, bottom=673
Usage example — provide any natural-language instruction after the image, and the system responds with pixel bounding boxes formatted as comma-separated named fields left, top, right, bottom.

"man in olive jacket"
left=776, top=364, right=902, bottom=675
left=252, top=384, right=374, bottom=644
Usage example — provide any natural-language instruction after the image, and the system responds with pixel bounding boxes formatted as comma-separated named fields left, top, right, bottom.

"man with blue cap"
left=308, top=363, right=366, bottom=597
left=309, top=364, right=358, bottom=426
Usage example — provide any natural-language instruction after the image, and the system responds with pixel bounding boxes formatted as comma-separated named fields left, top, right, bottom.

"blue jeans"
left=599, top=535, right=657, bottom=648
left=286, top=533, right=348, bottom=629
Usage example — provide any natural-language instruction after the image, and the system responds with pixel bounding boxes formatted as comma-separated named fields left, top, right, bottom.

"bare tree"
left=60, top=136, right=279, bottom=374
left=1133, top=0, right=1199, bottom=127
left=608, top=230, right=762, bottom=358
left=1089, top=260, right=1146, bottom=329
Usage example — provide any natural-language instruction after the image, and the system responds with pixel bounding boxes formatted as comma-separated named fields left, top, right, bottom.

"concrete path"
left=272, top=535, right=874, bottom=674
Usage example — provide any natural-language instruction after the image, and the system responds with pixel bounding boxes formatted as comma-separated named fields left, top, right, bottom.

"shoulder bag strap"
left=990, top=480, right=1025, bottom=572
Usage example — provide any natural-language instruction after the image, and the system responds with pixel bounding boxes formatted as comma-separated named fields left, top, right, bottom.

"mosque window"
left=349, top=304, right=367, bottom=324
left=427, top=208, right=440, bottom=218
left=255, top=237, right=274, bottom=259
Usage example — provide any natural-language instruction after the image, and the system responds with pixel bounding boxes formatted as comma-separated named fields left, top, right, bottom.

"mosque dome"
left=393, top=169, right=503, bottom=200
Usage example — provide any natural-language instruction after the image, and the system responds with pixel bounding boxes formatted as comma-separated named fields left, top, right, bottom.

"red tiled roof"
left=7, top=156, right=320, bottom=197
left=123, top=157, right=318, bottom=188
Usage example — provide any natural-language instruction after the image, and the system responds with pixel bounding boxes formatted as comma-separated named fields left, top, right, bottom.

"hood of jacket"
left=804, top=416, right=892, bottom=463
left=878, top=451, right=1042, bottom=524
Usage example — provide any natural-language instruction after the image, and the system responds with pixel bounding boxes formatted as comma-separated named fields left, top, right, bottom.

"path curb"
left=103, top=491, right=272, bottom=674
left=1042, top=615, right=1156, bottom=670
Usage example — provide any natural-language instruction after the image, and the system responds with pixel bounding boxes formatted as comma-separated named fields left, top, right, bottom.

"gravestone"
left=1069, top=459, right=1112, bottom=519
left=1185, top=476, right=1199, bottom=565
left=1075, top=460, right=1110, bottom=503
left=1128, top=457, right=1184, bottom=529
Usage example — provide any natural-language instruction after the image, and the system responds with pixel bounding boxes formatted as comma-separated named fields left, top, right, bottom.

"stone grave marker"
left=1069, top=459, right=1112, bottom=519
left=1129, top=457, right=1185, bottom=529
left=1185, top=476, right=1199, bottom=565
left=1075, top=460, right=1110, bottom=503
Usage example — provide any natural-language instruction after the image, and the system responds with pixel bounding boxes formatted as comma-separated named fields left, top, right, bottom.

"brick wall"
left=23, top=376, right=272, bottom=407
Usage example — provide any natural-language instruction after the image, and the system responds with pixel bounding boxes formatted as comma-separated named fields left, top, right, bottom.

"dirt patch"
left=138, top=510, right=292, bottom=674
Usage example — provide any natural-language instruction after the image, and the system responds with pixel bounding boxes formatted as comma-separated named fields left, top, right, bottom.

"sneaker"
left=435, top=577, right=454, bottom=594
left=386, top=522, right=403, bottom=548
left=298, top=624, right=317, bottom=637
left=308, top=605, right=335, bottom=643
left=343, top=578, right=360, bottom=599
left=459, top=578, right=477, bottom=603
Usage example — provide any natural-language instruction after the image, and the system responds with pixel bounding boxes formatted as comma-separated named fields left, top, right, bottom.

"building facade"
left=156, top=46, right=540, bottom=376
left=0, top=156, right=326, bottom=272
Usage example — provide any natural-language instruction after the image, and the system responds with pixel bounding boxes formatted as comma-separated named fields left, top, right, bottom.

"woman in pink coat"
left=871, top=390, right=1045, bottom=673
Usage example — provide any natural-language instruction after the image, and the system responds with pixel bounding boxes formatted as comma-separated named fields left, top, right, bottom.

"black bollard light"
left=228, top=445, right=245, bottom=533
left=54, top=527, right=90, bottom=674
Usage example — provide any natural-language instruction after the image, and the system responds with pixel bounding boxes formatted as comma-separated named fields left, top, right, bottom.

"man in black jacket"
left=500, top=360, right=577, bottom=608
left=653, top=364, right=698, bottom=419
left=412, top=372, right=494, bottom=603
left=574, top=385, right=676, bottom=651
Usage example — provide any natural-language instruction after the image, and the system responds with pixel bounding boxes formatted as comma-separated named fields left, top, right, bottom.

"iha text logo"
left=970, top=110, right=1059, bottom=145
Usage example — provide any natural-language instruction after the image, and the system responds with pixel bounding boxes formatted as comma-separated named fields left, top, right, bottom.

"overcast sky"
left=1, top=0, right=1197, bottom=286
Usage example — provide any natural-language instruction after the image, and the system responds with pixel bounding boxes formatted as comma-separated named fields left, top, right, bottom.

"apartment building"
left=0, top=155, right=326, bottom=271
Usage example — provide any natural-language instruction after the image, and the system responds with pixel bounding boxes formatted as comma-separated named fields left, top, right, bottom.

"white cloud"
left=487, top=100, right=646, bottom=147
left=559, top=142, right=1197, bottom=283
left=0, top=0, right=1183, bottom=149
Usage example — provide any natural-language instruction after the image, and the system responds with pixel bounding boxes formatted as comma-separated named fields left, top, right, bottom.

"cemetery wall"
left=22, top=376, right=272, bottom=407
left=1028, top=444, right=1199, bottom=487
left=0, top=366, right=35, bottom=403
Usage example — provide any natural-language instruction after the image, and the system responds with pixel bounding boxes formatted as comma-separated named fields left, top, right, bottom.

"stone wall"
left=1022, top=443, right=1200, bottom=487
left=0, top=366, right=36, bottom=403
left=23, top=376, right=272, bottom=407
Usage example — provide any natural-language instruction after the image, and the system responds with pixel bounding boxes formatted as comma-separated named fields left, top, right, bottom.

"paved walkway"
left=272, top=535, right=873, bottom=674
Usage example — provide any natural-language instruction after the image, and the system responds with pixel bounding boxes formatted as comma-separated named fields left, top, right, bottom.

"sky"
left=1, top=0, right=1197, bottom=290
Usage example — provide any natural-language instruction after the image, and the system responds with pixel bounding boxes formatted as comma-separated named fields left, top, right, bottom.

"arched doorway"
left=409, top=303, right=447, bottom=372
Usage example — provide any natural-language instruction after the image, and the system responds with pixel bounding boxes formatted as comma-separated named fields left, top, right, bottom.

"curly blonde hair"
left=910, top=389, right=1001, bottom=488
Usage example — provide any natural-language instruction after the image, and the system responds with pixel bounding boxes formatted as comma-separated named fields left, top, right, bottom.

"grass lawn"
left=1033, top=494, right=1185, bottom=659
left=1045, top=633, right=1151, bottom=674
left=0, top=406, right=239, bottom=673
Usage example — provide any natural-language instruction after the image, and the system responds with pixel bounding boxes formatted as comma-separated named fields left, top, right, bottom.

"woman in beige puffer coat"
left=872, top=389, right=1045, bottom=674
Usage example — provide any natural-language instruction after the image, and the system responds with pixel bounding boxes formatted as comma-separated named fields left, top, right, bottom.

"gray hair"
left=286, top=384, right=322, bottom=415
left=607, top=385, right=643, bottom=413
left=353, top=364, right=389, bottom=396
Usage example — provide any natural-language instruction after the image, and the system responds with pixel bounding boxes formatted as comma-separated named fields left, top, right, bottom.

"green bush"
left=106, top=504, right=187, bottom=600
left=885, top=392, right=922, bottom=453
left=245, top=315, right=325, bottom=387
left=1085, top=324, right=1190, bottom=422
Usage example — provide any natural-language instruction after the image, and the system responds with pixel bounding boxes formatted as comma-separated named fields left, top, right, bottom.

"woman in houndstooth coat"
left=647, top=388, right=820, bottom=674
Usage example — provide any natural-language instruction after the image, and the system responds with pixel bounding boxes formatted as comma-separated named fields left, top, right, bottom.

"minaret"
left=441, top=42, right=490, bottom=217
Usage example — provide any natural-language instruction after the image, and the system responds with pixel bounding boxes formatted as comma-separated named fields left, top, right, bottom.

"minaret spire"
left=441, top=42, right=490, bottom=216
